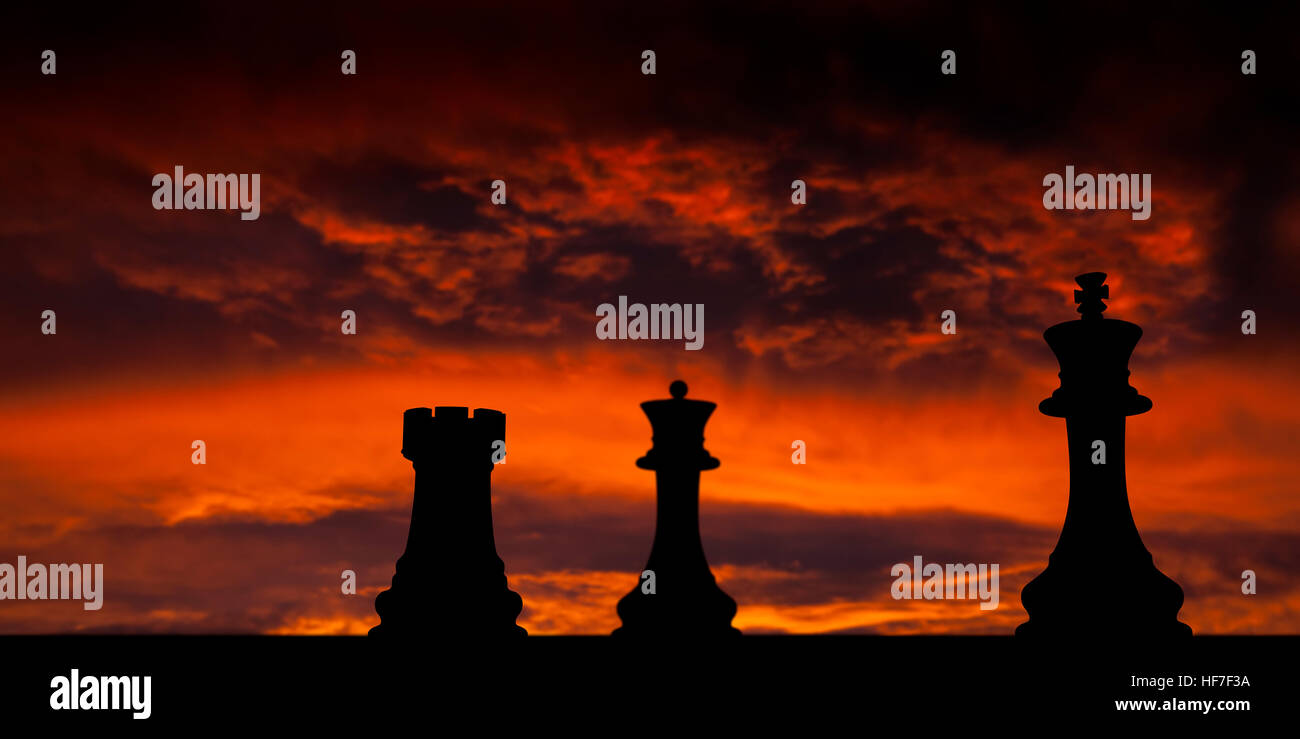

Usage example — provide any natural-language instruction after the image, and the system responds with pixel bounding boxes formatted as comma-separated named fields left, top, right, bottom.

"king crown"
left=1073, top=272, right=1109, bottom=319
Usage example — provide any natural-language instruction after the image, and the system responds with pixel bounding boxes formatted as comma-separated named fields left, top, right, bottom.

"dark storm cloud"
left=293, top=155, right=491, bottom=233
left=2, top=1, right=1296, bottom=393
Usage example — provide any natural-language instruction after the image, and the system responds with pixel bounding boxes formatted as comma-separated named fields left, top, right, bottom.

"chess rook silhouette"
left=1017, top=272, right=1193, bottom=639
left=370, top=406, right=525, bottom=639
left=370, top=274, right=1192, bottom=639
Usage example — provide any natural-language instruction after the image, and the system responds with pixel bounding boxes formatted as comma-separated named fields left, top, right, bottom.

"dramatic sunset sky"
left=1, top=3, right=1297, bottom=635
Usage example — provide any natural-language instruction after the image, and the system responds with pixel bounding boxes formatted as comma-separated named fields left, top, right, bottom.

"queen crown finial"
left=1073, top=272, right=1109, bottom=319
left=637, top=380, right=719, bottom=470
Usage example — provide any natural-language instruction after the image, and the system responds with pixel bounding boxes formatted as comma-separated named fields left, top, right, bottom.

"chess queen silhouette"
left=613, top=381, right=741, bottom=637
left=1017, top=273, right=1192, bottom=639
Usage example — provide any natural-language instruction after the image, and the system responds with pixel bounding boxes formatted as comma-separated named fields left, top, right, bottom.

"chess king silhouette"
left=370, top=406, right=526, bottom=638
left=1017, top=273, right=1192, bottom=638
left=614, top=381, right=741, bottom=637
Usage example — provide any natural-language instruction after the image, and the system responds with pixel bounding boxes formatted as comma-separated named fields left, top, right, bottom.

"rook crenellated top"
left=402, top=406, right=504, bottom=467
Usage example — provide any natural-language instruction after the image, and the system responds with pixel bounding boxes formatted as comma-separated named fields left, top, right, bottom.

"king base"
left=1017, top=550, right=1192, bottom=639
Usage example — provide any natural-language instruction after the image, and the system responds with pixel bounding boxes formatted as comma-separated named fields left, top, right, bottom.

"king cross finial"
left=1074, top=272, right=1109, bottom=319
